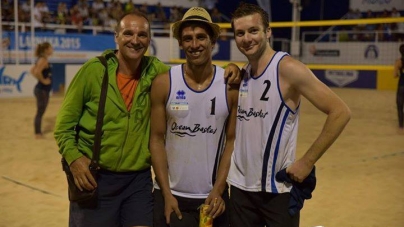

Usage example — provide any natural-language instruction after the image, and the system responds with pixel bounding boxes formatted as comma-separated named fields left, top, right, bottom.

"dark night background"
left=216, top=0, right=351, bottom=40
left=217, top=0, right=350, bottom=22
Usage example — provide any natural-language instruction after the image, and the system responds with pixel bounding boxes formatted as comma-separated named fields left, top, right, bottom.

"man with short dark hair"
left=227, top=3, right=351, bottom=227
left=150, top=7, right=239, bottom=227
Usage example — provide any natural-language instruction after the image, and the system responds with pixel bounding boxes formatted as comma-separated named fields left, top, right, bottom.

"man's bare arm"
left=150, top=72, right=182, bottom=223
left=280, top=57, right=351, bottom=182
left=205, top=84, right=239, bottom=218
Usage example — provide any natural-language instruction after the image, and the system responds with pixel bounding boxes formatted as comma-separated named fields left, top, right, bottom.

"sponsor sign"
left=2, top=32, right=115, bottom=63
left=313, top=69, right=377, bottom=89
left=150, top=37, right=171, bottom=62
left=0, top=65, right=36, bottom=98
left=325, top=70, right=358, bottom=87
left=5, top=32, right=115, bottom=51
left=364, top=44, right=379, bottom=59
left=350, top=0, right=404, bottom=12
left=302, top=42, right=399, bottom=65
left=309, top=45, right=340, bottom=57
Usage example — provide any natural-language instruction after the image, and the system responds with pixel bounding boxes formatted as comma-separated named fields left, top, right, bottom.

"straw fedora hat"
left=172, top=7, right=221, bottom=40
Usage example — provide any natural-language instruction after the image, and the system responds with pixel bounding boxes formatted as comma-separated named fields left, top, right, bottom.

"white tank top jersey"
left=227, top=51, right=299, bottom=193
left=154, top=64, right=229, bottom=199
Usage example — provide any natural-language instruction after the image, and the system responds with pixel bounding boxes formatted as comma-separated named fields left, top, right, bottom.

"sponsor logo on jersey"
left=240, top=77, right=249, bottom=97
left=176, top=90, right=186, bottom=100
left=170, top=101, right=189, bottom=110
left=170, top=122, right=217, bottom=137
left=237, top=106, right=269, bottom=121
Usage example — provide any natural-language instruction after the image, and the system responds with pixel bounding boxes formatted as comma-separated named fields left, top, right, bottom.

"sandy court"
left=0, top=87, right=403, bottom=227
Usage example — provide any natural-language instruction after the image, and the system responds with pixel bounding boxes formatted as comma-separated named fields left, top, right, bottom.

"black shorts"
left=153, top=188, right=230, bottom=227
left=69, top=168, right=153, bottom=227
left=229, top=186, right=299, bottom=227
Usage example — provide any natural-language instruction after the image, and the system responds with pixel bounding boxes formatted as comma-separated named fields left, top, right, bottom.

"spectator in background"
left=211, top=7, right=223, bottom=23
left=153, top=3, right=167, bottom=24
left=381, top=9, right=391, bottom=18
left=33, top=2, right=44, bottom=30
left=56, top=2, right=69, bottom=25
left=70, top=5, right=84, bottom=33
left=139, top=3, right=154, bottom=22
left=376, top=9, right=393, bottom=41
left=353, top=9, right=362, bottom=19
left=20, top=0, right=31, bottom=22
left=110, top=1, right=124, bottom=23
left=98, top=8, right=110, bottom=27
left=139, top=3, right=149, bottom=15
left=338, top=26, right=349, bottom=42
left=124, top=0, right=135, bottom=13
left=199, top=0, right=217, bottom=13
left=345, top=8, right=356, bottom=20
left=363, top=10, right=376, bottom=41
left=2, top=36, right=11, bottom=50
left=89, top=11, right=100, bottom=26
left=107, top=0, right=117, bottom=10
left=391, top=7, right=401, bottom=18
left=105, top=14, right=118, bottom=31
left=345, top=8, right=361, bottom=30
left=38, top=1, right=52, bottom=24
left=18, top=1, right=30, bottom=23
left=354, top=9, right=365, bottom=31
left=169, top=6, right=182, bottom=23
left=91, top=0, right=105, bottom=14
left=2, top=0, right=14, bottom=21
left=394, top=44, right=404, bottom=134
left=380, top=9, right=395, bottom=41
left=77, top=1, right=90, bottom=25
left=391, top=7, right=404, bottom=41
left=30, top=42, right=53, bottom=139
left=219, top=28, right=229, bottom=41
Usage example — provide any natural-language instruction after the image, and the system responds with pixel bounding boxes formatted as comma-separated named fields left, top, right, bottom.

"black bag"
left=60, top=55, right=109, bottom=207
left=61, top=158, right=98, bottom=205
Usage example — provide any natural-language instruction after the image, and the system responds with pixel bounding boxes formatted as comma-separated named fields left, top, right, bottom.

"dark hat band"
left=184, top=15, right=209, bottom=22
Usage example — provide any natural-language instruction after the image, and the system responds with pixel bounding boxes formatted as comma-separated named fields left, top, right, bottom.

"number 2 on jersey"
left=260, top=80, right=271, bottom=101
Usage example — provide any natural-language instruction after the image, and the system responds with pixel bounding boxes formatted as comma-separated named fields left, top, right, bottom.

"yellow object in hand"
left=199, top=204, right=213, bottom=227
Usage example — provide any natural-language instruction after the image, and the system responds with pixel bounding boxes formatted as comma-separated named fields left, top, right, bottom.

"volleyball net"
left=168, top=17, right=404, bottom=69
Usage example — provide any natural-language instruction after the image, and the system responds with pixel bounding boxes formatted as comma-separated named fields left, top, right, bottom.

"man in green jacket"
left=54, top=11, right=240, bottom=227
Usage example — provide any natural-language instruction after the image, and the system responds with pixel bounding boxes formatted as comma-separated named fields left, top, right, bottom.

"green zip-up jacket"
left=54, top=49, right=170, bottom=172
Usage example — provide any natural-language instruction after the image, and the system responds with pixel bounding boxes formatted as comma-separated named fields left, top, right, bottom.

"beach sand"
left=0, top=88, right=403, bottom=227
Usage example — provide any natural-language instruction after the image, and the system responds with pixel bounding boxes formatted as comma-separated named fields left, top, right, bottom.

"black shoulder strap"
left=90, top=56, right=109, bottom=169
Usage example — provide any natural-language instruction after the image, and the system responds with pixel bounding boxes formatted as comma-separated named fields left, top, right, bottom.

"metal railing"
left=303, top=30, right=404, bottom=42
left=1, top=21, right=168, bottom=36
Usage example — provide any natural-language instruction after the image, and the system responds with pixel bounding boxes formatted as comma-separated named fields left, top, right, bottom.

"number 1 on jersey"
left=210, top=97, right=216, bottom=115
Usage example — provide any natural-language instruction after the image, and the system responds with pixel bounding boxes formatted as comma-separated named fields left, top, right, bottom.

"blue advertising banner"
left=0, top=63, right=66, bottom=97
left=313, top=69, right=377, bottom=89
left=2, top=32, right=115, bottom=51
left=1, top=32, right=116, bottom=63
left=0, top=65, right=35, bottom=97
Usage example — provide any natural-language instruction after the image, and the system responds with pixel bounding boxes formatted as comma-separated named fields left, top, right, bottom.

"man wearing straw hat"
left=150, top=6, right=239, bottom=227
